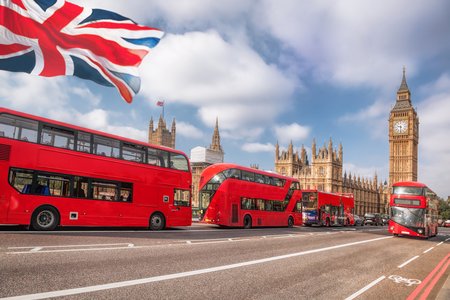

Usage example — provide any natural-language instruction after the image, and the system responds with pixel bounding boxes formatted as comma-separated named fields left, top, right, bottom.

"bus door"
left=293, top=199, right=303, bottom=225
left=338, top=204, right=344, bottom=225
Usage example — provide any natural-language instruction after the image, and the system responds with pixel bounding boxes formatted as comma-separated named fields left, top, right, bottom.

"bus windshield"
left=391, top=207, right=424, bottom=227
left=392, top=186, right=424, bottom=196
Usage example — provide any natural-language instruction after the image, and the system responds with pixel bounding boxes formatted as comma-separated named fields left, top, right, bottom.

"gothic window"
left=319, top=167, right=324, bottom=177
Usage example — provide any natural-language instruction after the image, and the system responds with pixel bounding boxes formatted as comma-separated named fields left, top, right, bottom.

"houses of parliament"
left=149, top=69, right=419, bottom=215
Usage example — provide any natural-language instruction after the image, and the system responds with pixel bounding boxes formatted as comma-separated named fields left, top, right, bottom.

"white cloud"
left=339, top=99, right=390, bottom=139
left=273, top=123, right=310, bottom=145
left=140, top=30, right=297, bottom=137
left=417, top=74, right=450, bottom=198
left=242, top=142, right=275, bottom=153
left=177, top=121, right=204, bottom=139
left=255, top=0, right=450, bottom=90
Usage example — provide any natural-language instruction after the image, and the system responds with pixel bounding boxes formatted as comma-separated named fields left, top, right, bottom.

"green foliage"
left=438, top=198, right=450, bottom=220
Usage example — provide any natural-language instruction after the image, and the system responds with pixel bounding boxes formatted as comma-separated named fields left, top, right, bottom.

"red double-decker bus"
left=389, top=181, right=438, bottom=238
left=198, top=163, right=302, bottom=228
left=301, top=190, right=355, bottom=226
left=0, top=107, right=192, bottom=230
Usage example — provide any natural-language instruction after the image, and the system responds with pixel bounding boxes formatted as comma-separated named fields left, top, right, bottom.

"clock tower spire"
left=388, top=67, right=419, bottom=187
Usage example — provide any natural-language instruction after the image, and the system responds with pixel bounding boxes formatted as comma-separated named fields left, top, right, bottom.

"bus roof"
left=0, top=106, right=186, bottom=156
left=201, top=163, right=299, bottom=181
left=392, top=181, right=427, bottom=188
left=302, top=189, right=354, bottom=198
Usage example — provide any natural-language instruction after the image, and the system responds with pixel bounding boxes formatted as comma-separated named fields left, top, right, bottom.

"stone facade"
left=148, top=115, right=176, bottom=148
left=275, top=139, right=388, bottom=215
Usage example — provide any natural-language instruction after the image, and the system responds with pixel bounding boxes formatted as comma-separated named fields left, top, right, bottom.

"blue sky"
left=1, top=0, right=450, bottom=198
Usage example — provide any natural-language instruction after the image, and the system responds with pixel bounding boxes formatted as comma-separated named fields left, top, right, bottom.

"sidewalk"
left=436, top=273, right=449, bottom=300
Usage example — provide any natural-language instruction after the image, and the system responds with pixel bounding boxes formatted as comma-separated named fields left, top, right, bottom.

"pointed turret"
left=210, top=117, right=223, bottom=152
left=171, top=118, right=176, bottom=148
left=393, top=67, right=412, bottom=110
left=301, top=144, right=307, bottom=164
left=275, top=141, right=279, bottom=161
left=398, top=66, right=410, bottom=93
left=312, top=138, right=316, bottom=160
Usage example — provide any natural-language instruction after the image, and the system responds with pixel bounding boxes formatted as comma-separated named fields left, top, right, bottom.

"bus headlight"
left=390, top=226, right=394, bottom=230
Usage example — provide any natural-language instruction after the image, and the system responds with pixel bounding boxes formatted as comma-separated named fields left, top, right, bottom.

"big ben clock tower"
left=389, top=68, right=419, bottom=187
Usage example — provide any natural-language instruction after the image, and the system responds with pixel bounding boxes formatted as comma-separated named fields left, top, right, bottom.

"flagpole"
left=162, top=100, right=165, bottom=119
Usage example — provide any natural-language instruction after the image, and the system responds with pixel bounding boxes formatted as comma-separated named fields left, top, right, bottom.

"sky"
left=1, top=0, right=450, bottom=198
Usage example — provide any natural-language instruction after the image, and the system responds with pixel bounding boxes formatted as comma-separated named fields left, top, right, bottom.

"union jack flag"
left=0, top=0, right=164, bottom=103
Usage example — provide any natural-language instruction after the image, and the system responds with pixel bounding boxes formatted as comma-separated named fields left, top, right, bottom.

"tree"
left=438, top=198, right=450, bottom=220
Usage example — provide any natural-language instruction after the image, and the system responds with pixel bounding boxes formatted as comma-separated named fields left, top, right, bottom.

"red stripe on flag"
left=0, top=44, right=30, bottom=55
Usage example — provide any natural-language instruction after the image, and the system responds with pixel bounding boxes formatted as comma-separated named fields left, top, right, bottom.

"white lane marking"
left=7, top=243, right=135, bottom=254
left=345, top=276, right=386, bottom=300
left=8, top=243, right=133, bottom=249
left=398, top=255, right=419, bottom=268
left=423, top=247, right=434, bottom=254
left=436, top=241, right=444, bottom=246
left=445, top=238, right=450, bottom=242
left=1, top=236, right=393, bottom=300
left=9, top=246, right=137, bottom=254
left=6, top=233, right=309, bottom=254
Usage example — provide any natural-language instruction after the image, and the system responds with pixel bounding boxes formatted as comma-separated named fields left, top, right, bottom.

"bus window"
left=174, top=189, right=190, bottom=206
left=392, top=186, right=424, bottom=196
left=148, top=148, right=169, bottom=168
left=94, top=135, right=120, bottom=158
left=255, top=173, right=264, bottom=184
left=119, top=182, right=133, bottom=202
left=256, top=199, right=265, bottom=210
left=40, top=125, right=75, bottom=150
left=77, top=132, right=92, bottom=153
left=37, top=173, right=70, bottom=197
left=0, top=114, right=38, bottom=142
left=122, top=143, right=145, bottom=163
left=9, top=169, right=33, bottom=193
left=74, top=177, right=89, bottom=198
left=273, top=178, right=285, bottom=187
left=241, top=171, right=254, bottom=182
left=223, top=168, right=240, bottom=179
left=91, top=180, right=118, bottom=201
left=209, top=172, right=226, bottom=184
left=170, top=153, right=189, bottom=171
left=263, top=176, right=272, bottom=185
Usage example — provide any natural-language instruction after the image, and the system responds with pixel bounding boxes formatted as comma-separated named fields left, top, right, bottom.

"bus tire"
left=288, top=216, right=294, bottom=228
left=31, top=205, right=59, bottom=231
left=149, top=212, right=165, bottom=231
left=243, top=215, right=252, bottom=229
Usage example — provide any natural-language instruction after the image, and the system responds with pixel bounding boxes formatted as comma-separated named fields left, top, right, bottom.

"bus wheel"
left=243, top=215, right=252, bottom=229
left=288, top=216, right=294, bottom=228
left=31, top=206, right=59, bottom=231
left=149, top=212, right=165, bottom=231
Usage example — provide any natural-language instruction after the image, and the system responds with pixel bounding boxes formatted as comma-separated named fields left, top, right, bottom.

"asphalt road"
left=0, top=224, right=448, bottom=300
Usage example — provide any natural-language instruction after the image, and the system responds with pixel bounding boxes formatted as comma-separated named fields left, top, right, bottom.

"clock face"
left=394, top=120, right=408, bottom=134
